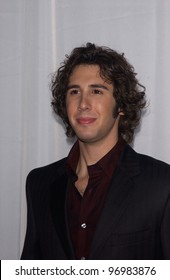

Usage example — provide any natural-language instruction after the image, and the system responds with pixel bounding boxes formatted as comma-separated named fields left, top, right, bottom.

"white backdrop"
left=0, top=0, right=170, bottom=259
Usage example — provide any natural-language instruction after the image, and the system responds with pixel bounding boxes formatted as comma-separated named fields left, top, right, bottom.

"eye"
left=92, top=89, right=103, bottom=95
left=68, top=89, right=80, bottom=95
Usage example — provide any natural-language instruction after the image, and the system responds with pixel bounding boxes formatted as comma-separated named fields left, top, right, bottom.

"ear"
left=118, top=108, right=125, bottom=116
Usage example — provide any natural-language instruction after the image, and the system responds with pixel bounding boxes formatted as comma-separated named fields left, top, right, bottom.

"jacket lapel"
left=90, top=145, right=140, bottom=257
left=50, top=162, right=75, bottom=259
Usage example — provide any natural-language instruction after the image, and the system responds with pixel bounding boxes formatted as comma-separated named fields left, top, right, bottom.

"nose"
left=78, top=92, right=91, bottom=111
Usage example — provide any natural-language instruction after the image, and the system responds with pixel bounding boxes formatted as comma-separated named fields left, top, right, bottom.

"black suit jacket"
left=21, top=145, right=170, bottom=259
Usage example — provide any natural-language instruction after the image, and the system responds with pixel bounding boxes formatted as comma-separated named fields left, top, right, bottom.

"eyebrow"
left=67, top=84, right=110, bottom=91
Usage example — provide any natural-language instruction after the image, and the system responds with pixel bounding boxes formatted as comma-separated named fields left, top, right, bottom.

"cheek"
left=97, top=101, right=116, bottom=118
left=65, top=101, right=76, bottom=121
left=65, top=97, right=69, bottom=110
left=65, top=98, right=72, bottom=112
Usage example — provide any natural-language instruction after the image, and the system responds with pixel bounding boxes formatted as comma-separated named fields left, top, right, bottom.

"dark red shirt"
left=66, top=137, right=126, bottom=259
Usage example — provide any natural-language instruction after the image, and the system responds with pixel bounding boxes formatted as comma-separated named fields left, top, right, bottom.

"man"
left=21, top=43, right=170, bottom=260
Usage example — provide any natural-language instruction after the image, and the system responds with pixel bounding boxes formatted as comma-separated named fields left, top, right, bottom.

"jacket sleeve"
left=20, top=172, right=42, bottom=259
left=161, top=194, right=170, bottom=259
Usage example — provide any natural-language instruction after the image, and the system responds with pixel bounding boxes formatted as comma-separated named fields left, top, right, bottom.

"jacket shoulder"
left=125, top=144, right=170, bottom=169
left=26, top=157, right=67, bottom=190
left=138, top=152, right=170, bottom=174
left=122, top=145, right=170, bottom=181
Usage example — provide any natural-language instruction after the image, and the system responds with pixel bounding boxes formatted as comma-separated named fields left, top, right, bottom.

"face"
left=66, top=64, right=121, bottom=146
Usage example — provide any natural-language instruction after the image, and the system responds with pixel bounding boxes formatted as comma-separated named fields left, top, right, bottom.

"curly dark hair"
left=51, top=43, right=146, bottom=143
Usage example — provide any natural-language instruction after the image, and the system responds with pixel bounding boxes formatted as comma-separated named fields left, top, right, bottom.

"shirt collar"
left=67, top=137, right=127, bottom=177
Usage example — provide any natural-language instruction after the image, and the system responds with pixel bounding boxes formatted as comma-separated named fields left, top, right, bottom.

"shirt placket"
left=77, top=183, right=92, bottom=260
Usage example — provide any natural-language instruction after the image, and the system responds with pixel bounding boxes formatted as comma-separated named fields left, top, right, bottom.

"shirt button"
left=81, top=223, right=87, bottom=229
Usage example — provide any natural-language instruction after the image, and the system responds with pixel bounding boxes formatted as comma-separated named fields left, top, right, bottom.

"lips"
left=77, top=117, right=96, bottom=125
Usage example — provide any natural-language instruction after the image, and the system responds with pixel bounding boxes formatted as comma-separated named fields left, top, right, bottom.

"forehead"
left=69, top=64, right=108, bottom=84
left=70, top=64, right=100, bottom=76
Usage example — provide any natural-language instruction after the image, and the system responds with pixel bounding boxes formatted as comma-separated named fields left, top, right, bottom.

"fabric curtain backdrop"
left=0, top=0, right=170, bottom=259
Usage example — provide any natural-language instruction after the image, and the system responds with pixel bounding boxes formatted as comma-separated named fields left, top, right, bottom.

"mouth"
left=77, top=117, right=97, bottom=125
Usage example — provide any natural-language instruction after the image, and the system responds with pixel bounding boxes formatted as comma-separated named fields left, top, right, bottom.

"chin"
left=77, top=135, right=99, bottom=144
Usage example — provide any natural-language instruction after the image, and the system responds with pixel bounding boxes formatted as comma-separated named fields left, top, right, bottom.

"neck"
left=78, top=135, right=118, bottom=168
left=75, top=135, right=119, bottom=196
